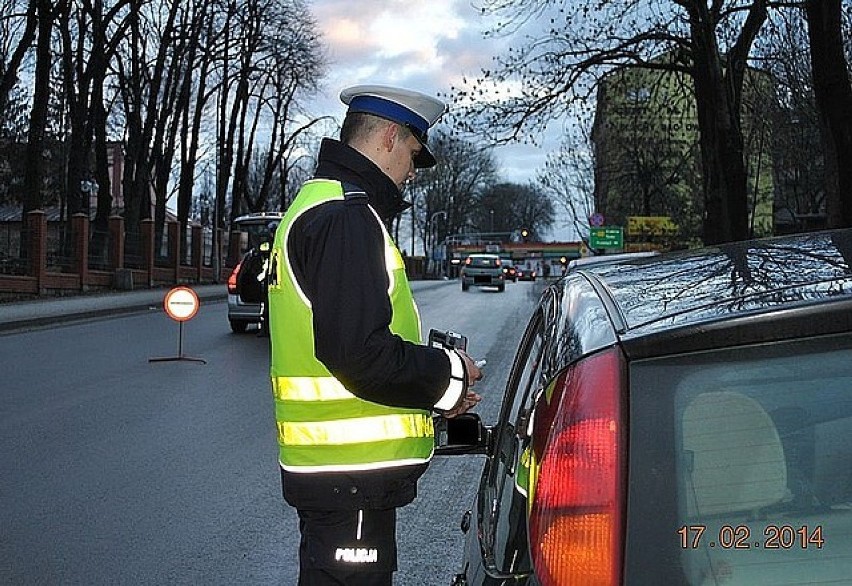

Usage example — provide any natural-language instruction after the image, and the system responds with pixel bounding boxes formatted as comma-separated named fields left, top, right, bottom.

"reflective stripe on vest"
left=268, top=179, right=433, bottom=473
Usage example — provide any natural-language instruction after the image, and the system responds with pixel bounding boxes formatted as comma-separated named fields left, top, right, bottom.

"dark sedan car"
left=442, top=229, right=852, bottom=585
left=515, top=264, right=537, bottom=282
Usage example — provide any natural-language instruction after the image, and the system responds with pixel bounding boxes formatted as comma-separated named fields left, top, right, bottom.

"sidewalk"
left=0, top=283, right=227, bottom=333
left=0, top=278, right=457, bottom=334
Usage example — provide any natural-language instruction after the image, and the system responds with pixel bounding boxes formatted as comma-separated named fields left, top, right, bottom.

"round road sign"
left=163, top=286, right=199, bottom=322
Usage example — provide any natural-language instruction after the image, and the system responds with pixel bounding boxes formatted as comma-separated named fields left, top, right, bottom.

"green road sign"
left=589, top=226, right=624, bottom=249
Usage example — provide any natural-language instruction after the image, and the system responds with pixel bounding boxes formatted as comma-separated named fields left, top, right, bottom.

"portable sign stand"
left=149, top=286, right=206, bottom=364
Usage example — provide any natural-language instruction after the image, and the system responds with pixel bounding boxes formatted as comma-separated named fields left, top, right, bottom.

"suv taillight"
left=529, top=347, right=626, bottom=585
left=227, top=262, right=241, bottom=294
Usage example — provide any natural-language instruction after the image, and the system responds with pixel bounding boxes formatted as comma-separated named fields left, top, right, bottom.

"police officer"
left=267, top=85, right=483, bottom=585
left=257, top=221, right=278, bottom=337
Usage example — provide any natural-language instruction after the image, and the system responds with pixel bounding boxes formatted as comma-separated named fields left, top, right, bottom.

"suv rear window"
left=468, top=255, right=499, bottom=267
left=626, top=334, right=852, bottom=584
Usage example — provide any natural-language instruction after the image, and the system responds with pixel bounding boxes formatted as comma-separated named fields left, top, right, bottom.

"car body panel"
left=227, top=292, right=262, bottom=322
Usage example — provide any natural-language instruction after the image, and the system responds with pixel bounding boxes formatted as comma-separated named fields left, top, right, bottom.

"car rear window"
left=469, top=256, right=498, bottom=267
left=626, top=333, right=852, bottom=584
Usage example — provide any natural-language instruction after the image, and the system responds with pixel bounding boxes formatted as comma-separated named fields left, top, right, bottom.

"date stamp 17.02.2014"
left=678, top=524, right=824, bottom=550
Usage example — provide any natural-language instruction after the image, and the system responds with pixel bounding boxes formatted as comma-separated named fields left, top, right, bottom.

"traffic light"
left=521, top=228, right=530, bottom=242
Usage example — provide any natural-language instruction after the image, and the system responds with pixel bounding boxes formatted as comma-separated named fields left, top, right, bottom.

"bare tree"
left=755, top=8, right=824, bottom=232
left=0, top=0, right=37, bottom=115
left=537, top=145, right=595, bottom=243
left=174, top=0, right=216, bottom=260
left=113, top=0, right=183, bottom=259
left=277, top=121, right=332, bottom=212
left=22, top=0, right=68, bottom=221
left=147, top=1, right=212, bottom=257
left=57, top=0, right=130, bottom=229
left=450, top=0, right=781, bottom=245
left=408, top=129, right=499, bottom=251
left=0, top=1, right=33, bottom=207
left=473, top=182, right=555, bottom=239
left=225, top=0, right=325, bottom=219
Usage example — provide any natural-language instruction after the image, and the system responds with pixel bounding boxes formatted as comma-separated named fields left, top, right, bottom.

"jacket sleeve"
left=288, top=199, right=466, bottom=411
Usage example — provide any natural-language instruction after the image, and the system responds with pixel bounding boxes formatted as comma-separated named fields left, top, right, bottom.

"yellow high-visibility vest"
left=268, top=179, right=433, bottom=473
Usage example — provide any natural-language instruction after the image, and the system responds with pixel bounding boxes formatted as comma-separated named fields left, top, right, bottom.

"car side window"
left=481, top=310, right=545, bottom=575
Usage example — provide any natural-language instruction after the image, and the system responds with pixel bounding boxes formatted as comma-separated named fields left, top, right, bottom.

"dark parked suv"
left=441, top=229, right=852, bottom=585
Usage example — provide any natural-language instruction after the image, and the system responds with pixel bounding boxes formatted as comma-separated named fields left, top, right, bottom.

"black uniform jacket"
left=281, top=138, right=455, bottom=510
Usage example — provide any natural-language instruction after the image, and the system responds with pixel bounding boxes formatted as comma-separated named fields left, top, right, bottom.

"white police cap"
left=340, top=85, right=446, bottom=168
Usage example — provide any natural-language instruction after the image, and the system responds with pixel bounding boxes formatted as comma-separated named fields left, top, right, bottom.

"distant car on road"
left=461, top=253, right=505, bottom=292
left=226, top=212, right=282, bottom=333
left=515, top=262, right=537, bottom=282
left=502, top=262, right=518, bottom=282
left=443, top=229, right=852, bottom=585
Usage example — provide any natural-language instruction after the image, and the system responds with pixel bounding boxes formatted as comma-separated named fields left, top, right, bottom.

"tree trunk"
left=805, top=0, right=852, bottom=229
left=89, top=1, right=114, bottom=265
left=91, top=97, right=112, bottom=265
left=690, top=28, right=744, bottom=244
left=22, top=0, right=55, bottom=220
left=176, top=5, right=210, bottom=260
left=59, top=5, right=89, bottom=220
left=687, top=0, right=765, bottom=244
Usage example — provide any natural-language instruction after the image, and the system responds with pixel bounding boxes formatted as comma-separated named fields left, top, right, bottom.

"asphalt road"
left=0, top=278, right=544, bottom=585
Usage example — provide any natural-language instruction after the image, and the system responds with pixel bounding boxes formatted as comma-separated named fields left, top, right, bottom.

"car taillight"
left=529, top=347, right=626, bottom=586
left=227, top=262, right=241, bottom=294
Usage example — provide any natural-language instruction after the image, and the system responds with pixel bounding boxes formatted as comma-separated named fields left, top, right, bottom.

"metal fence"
left=0, top=222, right=28, bottom=275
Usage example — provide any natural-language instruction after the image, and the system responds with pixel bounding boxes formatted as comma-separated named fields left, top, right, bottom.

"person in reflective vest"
left=268, top=85, right=484, bottom=586
left=256, top=221, right=278, bottom=337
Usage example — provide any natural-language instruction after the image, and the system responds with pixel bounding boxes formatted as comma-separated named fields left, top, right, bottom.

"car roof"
left=571, top=229, right=852, bottom=341
left=233, top=211, right=283, bottom=225
left=567, top=251, right=658, bottom=270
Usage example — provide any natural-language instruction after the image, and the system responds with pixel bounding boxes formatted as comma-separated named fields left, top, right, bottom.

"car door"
left=478, top=309, right=547, bottom=580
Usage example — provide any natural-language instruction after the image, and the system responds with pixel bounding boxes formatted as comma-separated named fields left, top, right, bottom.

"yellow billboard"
left=627, top=216, right=678, bottom=236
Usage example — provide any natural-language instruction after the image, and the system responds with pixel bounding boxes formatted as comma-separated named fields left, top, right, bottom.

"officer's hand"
left=457, top=350, right=483, bottom=386
left=442, top=350, right=484, bottom=418
left=443, top=390, right=483, bottom=418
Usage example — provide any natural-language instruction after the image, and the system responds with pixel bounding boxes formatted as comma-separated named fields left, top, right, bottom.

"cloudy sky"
left=306, top=0, right=562, bottom=190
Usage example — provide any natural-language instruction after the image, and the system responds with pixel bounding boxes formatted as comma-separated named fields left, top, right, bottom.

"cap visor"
left=414, top=143, right=436, bottom=168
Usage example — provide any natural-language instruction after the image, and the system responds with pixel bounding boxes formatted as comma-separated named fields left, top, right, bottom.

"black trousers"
left=297, top=508, right=397, bottom=586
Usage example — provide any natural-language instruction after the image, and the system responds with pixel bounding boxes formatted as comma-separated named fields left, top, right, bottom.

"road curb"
left=0, top=286, right=227, bottom=334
